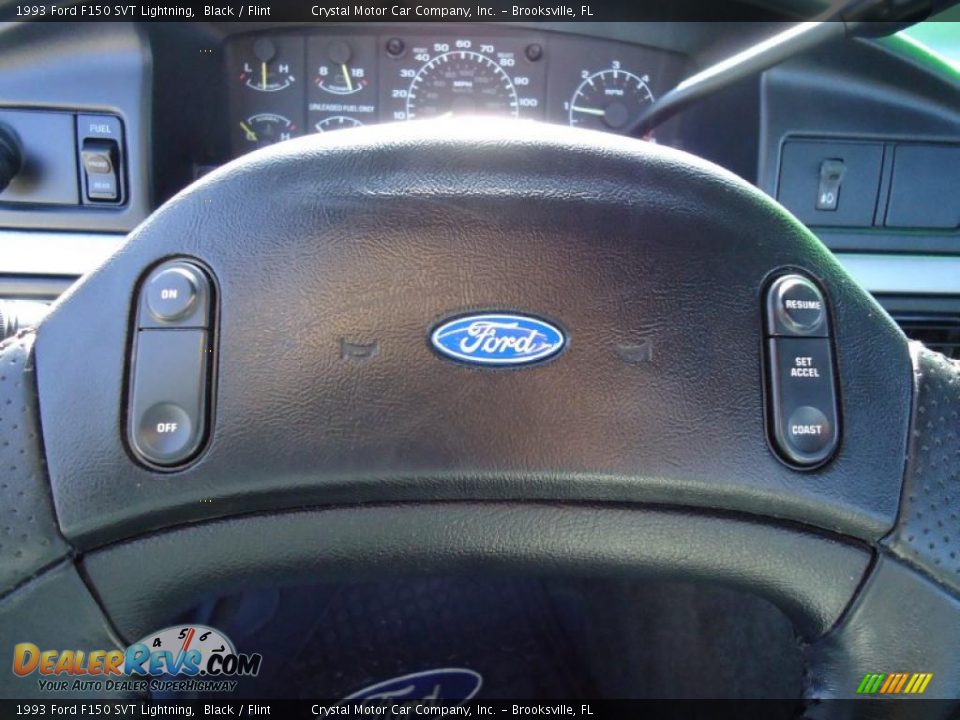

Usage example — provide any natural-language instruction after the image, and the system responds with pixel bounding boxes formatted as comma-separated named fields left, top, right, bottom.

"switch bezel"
left=760, top=268, right=843, bottom=471
left=76, top=113, right=126, bottom=206
left=125, top=257, right=219, bottom=472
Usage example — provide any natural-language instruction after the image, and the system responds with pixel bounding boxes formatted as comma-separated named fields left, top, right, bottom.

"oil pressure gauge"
left=239, top=37, right=298, bottom=93
left=567, top=64, right=654, bottom=132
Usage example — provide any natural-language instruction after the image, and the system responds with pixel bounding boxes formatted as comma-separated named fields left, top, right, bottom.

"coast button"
left=785, top=405, right=833, bottom=455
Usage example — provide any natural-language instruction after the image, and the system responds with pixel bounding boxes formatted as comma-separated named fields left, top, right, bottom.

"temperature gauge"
left=239, top=113, right=298, bottom=149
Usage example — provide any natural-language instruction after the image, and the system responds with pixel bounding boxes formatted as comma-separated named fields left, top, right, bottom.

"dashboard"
left=225, top=28, right=687, bottom=157
left=0, top=18, right=958, bottom=338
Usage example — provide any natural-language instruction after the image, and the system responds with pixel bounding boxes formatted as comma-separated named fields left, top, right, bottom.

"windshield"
left=899, top=11, right=960, bottom=69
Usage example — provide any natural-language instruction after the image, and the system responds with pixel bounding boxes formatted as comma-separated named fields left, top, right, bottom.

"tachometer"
left=567, top=65, right=655, bottom=132
left=406, top=50, right=519, bottom=120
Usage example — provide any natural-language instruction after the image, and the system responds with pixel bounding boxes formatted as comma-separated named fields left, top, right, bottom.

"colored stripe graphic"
left=906, top=673, right=933, bottom=694
left=894, top=673, right=910, bottom=693
left=856, top=674, right=885, bottom=694
left=857, top=672, right=932, bottom=694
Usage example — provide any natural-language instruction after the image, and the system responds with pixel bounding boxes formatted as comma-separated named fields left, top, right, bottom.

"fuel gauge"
left=315, top=116, right=364, bottom=132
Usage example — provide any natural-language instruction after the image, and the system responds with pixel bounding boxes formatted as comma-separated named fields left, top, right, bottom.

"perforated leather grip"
left=0, top=331, right=68, bottom=595
left=801, top=344, right=960, bottom=709
left=883, top=343, right=960, bottom=594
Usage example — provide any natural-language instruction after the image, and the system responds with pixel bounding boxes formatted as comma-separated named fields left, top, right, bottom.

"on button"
left=145, top=266, right=199, bottom=322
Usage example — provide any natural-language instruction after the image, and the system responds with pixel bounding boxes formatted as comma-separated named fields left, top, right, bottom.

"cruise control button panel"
left=764, top=273, right=840, bottom=468
left=128, top=259, right=216, bottom=469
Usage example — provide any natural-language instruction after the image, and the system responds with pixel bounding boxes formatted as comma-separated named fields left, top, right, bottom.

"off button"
left=145, top=266, right=199, bottom=322
left=136, top=403, right=194, bottom=463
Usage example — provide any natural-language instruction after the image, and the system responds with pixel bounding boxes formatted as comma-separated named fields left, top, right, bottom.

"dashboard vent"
left=891, top=313, right=960, bottom=359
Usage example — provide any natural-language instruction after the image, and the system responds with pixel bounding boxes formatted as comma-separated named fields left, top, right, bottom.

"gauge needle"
left=261, top=62, right=268, bottom=90
left=571, top=106, right=606, bottom=117
left=240, top=121, right=258, bottom=142
left=341, top=63, right=353, bottom=92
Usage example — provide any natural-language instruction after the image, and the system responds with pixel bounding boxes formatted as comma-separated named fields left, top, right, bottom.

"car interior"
left=1, top=1, right=959, bottom=712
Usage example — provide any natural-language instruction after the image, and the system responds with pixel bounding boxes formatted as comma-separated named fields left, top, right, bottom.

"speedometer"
left=406, top=50, right=519, bottom=120
left=383, top=38, right=546, bottom=124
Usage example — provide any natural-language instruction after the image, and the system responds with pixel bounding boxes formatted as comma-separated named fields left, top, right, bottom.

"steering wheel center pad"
left=34, top=120, right=911, bottom=548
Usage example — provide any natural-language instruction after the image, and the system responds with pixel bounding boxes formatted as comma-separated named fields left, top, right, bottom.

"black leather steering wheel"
left=2, top=120, right=959, bottom=712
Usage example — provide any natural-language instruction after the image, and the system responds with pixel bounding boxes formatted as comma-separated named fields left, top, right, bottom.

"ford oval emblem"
left=430, top=313, right=565, bottom=366
left=343, top=668, right=483, bottom=701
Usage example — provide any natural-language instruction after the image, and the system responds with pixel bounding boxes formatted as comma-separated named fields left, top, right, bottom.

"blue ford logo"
left=430, top=313, right=565, bottom=366
left=343, top=668, right=483, bottom=701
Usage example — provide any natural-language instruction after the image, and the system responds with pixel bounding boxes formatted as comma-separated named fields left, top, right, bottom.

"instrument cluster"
left=226, top=28, right=687, bottom=157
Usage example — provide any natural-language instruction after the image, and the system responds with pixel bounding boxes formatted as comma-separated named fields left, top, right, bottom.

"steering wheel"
left=2, top=120, right=959, bottom=712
